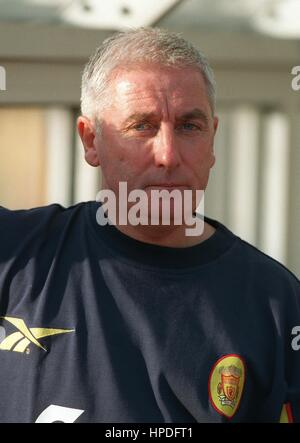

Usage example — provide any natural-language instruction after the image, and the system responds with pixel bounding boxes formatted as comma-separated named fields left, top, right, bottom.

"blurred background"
left=0, top=0, right=299, bottom=276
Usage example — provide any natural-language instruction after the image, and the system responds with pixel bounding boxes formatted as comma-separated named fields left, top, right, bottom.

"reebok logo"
left=0, top=316, right=74, bottom=354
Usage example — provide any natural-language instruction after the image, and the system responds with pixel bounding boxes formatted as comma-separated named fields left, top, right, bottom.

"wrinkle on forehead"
left=112, top=66, right=204, bottom=97
left=117, top=81, right=196, bottom=102
left=108, top=67, right=211, bottom=119
left=114, top=79, right=177, bottom=101
left=113, top=85, right=171, bottom=121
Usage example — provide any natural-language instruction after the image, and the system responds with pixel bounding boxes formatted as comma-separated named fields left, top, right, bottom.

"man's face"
left=79, top=65, right=218, bottom=209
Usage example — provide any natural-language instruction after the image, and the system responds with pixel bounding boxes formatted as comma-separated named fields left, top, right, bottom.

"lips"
left=145, top=184, right=188, bottom=188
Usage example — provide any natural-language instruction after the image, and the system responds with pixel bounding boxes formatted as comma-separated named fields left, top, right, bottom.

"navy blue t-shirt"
left=0, top=201, right=299, bottom=423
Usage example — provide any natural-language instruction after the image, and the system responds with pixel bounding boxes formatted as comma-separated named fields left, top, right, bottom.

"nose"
left=152, top=123, right=180, bottom=169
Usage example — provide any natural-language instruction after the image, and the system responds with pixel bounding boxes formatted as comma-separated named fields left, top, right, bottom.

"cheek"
left=187, top=149, right=215, bottom=184
left=200, top=152, right=215, bottom=172
left=117, top=140, right=149, bottom=170
left=102, top=147, right=142, bottom=185
left=100, top=136, right=126, bottom=167
left=185, top=147, right=212, bottom=167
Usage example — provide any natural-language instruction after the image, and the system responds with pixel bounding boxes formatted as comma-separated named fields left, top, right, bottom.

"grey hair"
left=80, top=27, right=216, bottom=122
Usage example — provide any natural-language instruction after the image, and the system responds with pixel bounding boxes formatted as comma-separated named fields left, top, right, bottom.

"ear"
left=77, top=116, right=100, bottom=167
left=210, top=116, right=219, bottom=168
left=213, top=115, right=218, bottom=135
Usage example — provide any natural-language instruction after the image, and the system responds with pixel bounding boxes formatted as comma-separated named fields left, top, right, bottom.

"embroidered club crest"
left=209, top=354, right=245, bottom=419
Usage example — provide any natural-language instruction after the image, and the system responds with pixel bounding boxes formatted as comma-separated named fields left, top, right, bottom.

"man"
left=0, top=27, right=299, bottom=423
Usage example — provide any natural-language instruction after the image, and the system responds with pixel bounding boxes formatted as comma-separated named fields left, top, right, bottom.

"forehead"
left=107, top=66, right=210, bottom=114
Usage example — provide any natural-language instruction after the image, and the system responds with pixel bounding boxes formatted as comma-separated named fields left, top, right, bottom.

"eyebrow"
left=123, top=108, right=209, bottom=126
left=178, top=108, right=209, bottom=125
left=124, top=112, right=157, bottom=125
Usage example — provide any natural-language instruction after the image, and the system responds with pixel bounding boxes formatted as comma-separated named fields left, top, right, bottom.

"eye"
left=132, top=122, right=152, bottom=131
left=178, top=122, right=200, bottom=131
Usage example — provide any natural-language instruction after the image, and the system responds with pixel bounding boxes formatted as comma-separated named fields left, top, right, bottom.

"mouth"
left=145, top=184, right=189, bottom=190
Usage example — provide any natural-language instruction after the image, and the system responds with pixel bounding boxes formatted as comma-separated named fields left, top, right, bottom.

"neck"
left=114, top=220, right=216, bottom=248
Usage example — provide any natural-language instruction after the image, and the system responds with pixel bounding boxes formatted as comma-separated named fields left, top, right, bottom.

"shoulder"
left=210, top=217, right=300, bottom=293
left=231, top=236, right=300, bottom=304
left=0, top=203, right=65, bottom=225
left=0, top=201, right=88, bottom=231
left=0, top=202, right=89, bottom=259
left=240, top=237, right=298, bottom=280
